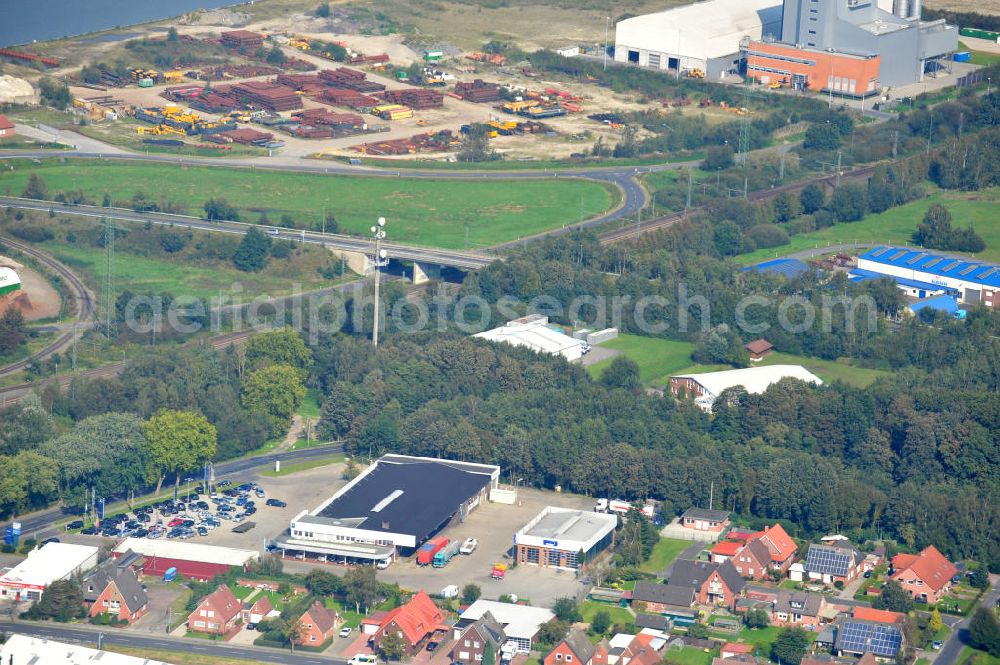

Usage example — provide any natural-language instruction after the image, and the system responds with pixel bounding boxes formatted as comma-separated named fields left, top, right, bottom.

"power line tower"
left=102, top=217, right=115, bottom=338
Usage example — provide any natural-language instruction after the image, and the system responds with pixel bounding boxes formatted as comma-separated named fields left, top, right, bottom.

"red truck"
left=416, top=537, right=450, bottom=566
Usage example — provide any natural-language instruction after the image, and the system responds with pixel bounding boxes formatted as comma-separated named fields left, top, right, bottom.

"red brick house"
left=187, top=585, right=242, bottom=635
left=632, top=582, right=695, bottom=614
left=711, top=541, right=742, bottom=564
left=0, top=115, right=14, bottom=137
left=751, top=524, right=797, bottom=572
left=371, top=590, right=445, bottom=655
left=743, top=585, right=825, bottom=629
left=731, top=539, right=772, bottom=580
left=297, top=600, right=341, bottom=647
left=241, top=595, right=273, bottom=624
left=545, top=628, right=596, bottom=665
left=669, top=560, right=745, bottom=610
left=890, top=545, right=957, bottom=604
left=680, top=508, right=731, bottom=533
left=451, top=611, right=506, bottom=665
left=82, top=559, right=148, bottom=623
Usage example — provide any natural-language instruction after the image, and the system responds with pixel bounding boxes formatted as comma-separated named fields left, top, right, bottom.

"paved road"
left=933, top=577, right=1000, bottom=665
left=0, top=620, right=345, bottom=664
left=6, top=443, right=345, bottom=539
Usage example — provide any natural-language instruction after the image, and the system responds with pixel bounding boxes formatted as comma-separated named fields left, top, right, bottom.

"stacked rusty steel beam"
left=220, top=30, right=264, bottom=51
left=318, top=67, right=386, bottom=93
left=293, top=109, right=367, bottom=129
left=230, top=81, right=302, bottom=112
left=454, top=79, right=502, bottom=103
left=318, top=88, right=380, bottom=111
left=381, top=88, right=444, bottom=109
left=214, top=127, right=274, bottom=144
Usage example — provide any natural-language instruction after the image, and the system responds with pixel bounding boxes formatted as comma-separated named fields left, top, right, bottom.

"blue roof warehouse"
left=852, top=246, right=1000, bottom=308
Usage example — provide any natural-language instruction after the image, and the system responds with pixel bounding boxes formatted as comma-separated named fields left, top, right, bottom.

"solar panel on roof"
left=959, top=264, right=981, bottom=276
left=890, top=250, right=908, bottom=261
left=838, top=622, right=902, bottom=658
left=941, top=260, right=961, bottom=271
left=923, top=257, right=943, bottom=269
left=871, top=247, right=892, bottom=257
left=980, top=267, right=999, bottom=280
left=805, top=546, right=850, bottom=577
left=906, top=253, right=927, bottom=265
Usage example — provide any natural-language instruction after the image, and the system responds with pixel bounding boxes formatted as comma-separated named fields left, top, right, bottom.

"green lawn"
left=587, top=334, right=697, bottom=385
left=228, top=583, right=256, bottom=601
left=958, top=647, right=1000, bottom=665
left=259, top=453, right=345, bottom=477
left=958, top=42, right=1000, bottom=66
left=663, top=646, right=715, bottom=665
left=640, top=538, right=692, bottom=574
left=324, top=597, right=365, bottom=628
left=40, top=241, right=343, bottom=301
left=298, top=388, right=322, bottom=418
left=579, top=600, right=634, bottom=626
left=0, top=159, right=616, bottom=249
left=735, top=187, right=1000, bottom=264
left=675, top=351, right=889, bottom=389
left=731, top=625, right=788, bottom=655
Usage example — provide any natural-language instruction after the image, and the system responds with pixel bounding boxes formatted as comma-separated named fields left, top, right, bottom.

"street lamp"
left=370, top=217, right=388, bottom=348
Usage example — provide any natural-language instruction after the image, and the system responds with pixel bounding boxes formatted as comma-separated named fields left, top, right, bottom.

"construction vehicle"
left=686, top=68, right=706, bottom=79
left=288, top=38, right=311, bottom=50
left=502, top=100, right=538, bottom=114
left=136, top=126, right=163, bottom=135
left=159, top=125, right=187, bottom=136
left=486, top=119, right=518, bottom=135
left=769, top=81, right=782, bottom=89
left=431, top=541, right=462, bottom=568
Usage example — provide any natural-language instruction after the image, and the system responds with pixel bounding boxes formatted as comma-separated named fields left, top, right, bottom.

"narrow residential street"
left=929, top=575, right=1000, bottom=665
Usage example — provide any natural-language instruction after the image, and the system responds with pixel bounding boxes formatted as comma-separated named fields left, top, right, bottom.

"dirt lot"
left=0, top=257, right=62, bottom=321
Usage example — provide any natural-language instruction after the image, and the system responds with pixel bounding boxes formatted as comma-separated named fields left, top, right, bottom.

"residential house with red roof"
left=721, top=643, right=754, bottom=659
left=0, top=115, right=15, bottom=137
left=297, top=600, right=342, bottom=647
left=731, top=539, right=772, bottom=580
left=370, top=590, right=446, bottom=655
left=752, top=524, right=797, bottom=572
left=711, top=541, right=743, bottom=564
left=187, top=585, right=242, bottom=635
left=545, top=628, right=596, bottom=665
left=241, top=595, right=273, bottom=625
left=890, top=545, right=957, bottom=604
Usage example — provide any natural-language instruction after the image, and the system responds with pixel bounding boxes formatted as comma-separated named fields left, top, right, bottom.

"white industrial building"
left=1, top=634, right=175, bottom=665
left=474, top=315, right=587, bottom=361
left=453, top=599, right=556, bottom=653
left=514, top=506, right=618, bottom=571
left=670, top=364, right=822, bottom=410
left=614, top=0, right=783, bottom=78
left=0, top=542, right=99, bottom=602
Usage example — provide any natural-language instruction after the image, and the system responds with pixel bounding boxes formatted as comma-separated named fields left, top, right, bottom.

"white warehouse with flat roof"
left=453, top=599, right=556, bottom=653
left=614, top=0, right=783, bottom=78
left=474, top=315, right=587, bottom=361
left=0, top=542, right=98, bottom=602
left=670, top=364, right=822, bottom=410
left=1, top=634, right=176, bottom=665
left=515, top=506, right=617, bottom=571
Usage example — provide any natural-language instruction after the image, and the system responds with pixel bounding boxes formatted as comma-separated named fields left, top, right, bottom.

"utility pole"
left=779, top=151, right=786, bottom=182
left=604, top=16, right=611, bottom=71
left=709, top=481, right=715, bottom=511
left=836, top=150, right=842, bottom=187
left=892, top=129, right=899, bottom=159
left=102, top=217, right=115, bottom=338
left=370, top=217, right=387, bottom=348
left=926, top=115, right=934, bottom=156
left=686, top=167, right=693, bottom=209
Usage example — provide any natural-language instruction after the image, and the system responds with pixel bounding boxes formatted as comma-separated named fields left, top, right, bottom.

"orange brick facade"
left=745, top=41, right=881, bottom=96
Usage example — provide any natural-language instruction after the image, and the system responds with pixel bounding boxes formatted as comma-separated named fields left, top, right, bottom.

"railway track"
left=0, top=236, right=95, bottom=379
left=599, top=165, right=878, bottom=244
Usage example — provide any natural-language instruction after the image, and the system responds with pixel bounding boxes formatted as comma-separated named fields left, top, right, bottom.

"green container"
left=138, top=78, right=154, bottom=88
left=395, top=71, right=409, bottom=80
left=959, top=27, right=1000, bottom=41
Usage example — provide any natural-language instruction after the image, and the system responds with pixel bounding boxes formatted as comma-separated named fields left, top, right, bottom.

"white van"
left=376, top=558, right=391, bottom=569
left=349, top=655, right=378, bottom=665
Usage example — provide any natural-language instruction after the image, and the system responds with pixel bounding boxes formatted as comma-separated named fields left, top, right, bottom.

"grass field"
left=586, top=335, right=697, bottom=384
left=735, top=187, right=1000, bottom=264
left=640, top=537, right=692, bottom=574
left=958, top=647, right=1000, bottom=665
left=298, top=388, right=323, bottom=418
left=260, top=453, right=345, bottom=477
left=958, top=42, right=1000, bottom=66
left=663, top=646, right=715, bottom=665
left=41, top=241, right=347, bottom=301
left=579, top=600, right=634, bottom=626
left=108, top=646, right=259, bottom=664
left=0, top=160, right=617, bottom=249
left=675, top=351, right=889, bottom=388
left=587, top=334, right=887, bottom=388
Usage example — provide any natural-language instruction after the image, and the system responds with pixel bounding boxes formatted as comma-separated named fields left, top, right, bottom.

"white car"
left=339, top=626, right=353, bottom=638
left=460, top=538, right=478, bottom=555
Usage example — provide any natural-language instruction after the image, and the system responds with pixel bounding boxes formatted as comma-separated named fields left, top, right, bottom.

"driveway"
left=929, top=575, right=999, bottom=665
left=129, top=581, right=185, bottom=635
